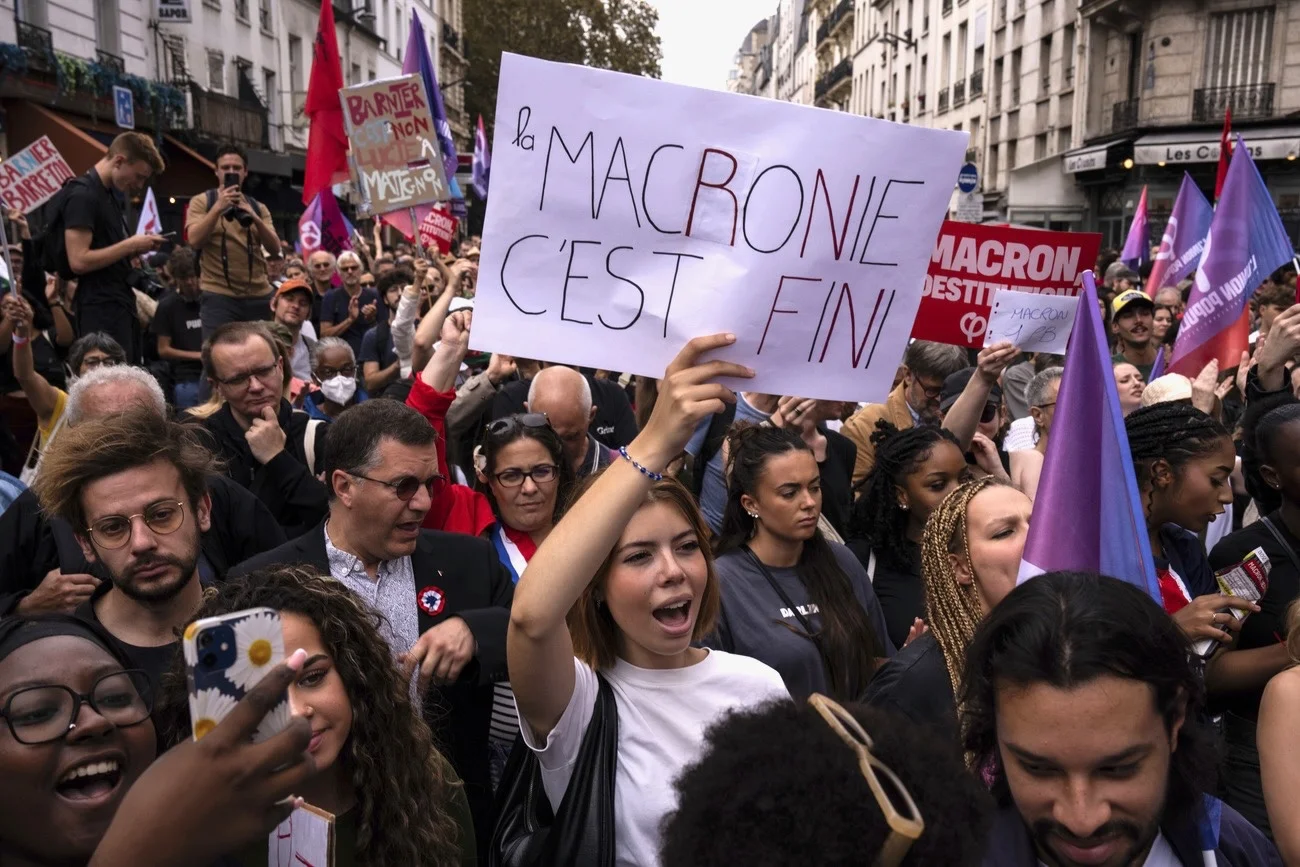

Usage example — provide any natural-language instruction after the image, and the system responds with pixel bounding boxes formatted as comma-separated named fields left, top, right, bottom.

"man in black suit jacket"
left=230, top=398, right=512, bottom=854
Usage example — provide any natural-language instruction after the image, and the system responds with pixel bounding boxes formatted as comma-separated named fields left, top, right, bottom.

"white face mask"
left=319, top=374, right=357, bottom=405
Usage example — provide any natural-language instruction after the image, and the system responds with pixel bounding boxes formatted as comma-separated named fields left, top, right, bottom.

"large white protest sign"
left=473, top=54, right=968, bottom=402
left=983, top=288, right=1079, bottom=354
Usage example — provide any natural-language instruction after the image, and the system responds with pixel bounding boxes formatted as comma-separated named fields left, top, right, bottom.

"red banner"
left=911, top=221, right=1102, bottom=348
left=418, top=205, right=458, bottom=254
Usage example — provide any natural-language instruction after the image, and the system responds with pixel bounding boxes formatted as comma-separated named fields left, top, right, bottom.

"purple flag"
left=1120, top=186, right=1149, bottom=270
left=1149, top=345, right=1166, bottom=381
left=298, top=190, right=355, bottom=258
left=1170, top=135, right=1293, bottom=374
left=1018, top=270, right=1160, bottom=602
left=1146, top=173, right=1212, bottom=296
left=403, top=13, right=462, bottom=198
left=473, top=114, right=491, bottom=199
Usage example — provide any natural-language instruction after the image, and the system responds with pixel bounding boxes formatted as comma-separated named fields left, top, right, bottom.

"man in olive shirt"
left=185, top=145, right=281, bottom=340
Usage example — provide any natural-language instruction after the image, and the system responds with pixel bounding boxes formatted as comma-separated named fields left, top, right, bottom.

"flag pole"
left=409, top=206, right=427, bottom=258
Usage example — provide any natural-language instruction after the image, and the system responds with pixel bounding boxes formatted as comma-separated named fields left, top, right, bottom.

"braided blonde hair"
left=921, top=476, right=1014, bottom=695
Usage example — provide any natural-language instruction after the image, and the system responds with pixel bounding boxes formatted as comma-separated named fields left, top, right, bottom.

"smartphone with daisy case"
left=183, top=608, right=289, bottom=743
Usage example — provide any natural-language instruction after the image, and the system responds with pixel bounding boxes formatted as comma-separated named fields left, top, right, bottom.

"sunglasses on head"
left=485, top=413, right=550, bottom=438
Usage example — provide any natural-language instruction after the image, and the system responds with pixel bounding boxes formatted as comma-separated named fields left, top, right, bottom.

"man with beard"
left=1111, top=290, right=1159, bottom=381
left=31, top=407, right=218, bottom=691
left=963, top=572, right=1280, bottom=867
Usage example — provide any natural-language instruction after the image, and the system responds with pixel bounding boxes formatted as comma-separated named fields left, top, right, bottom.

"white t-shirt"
left=290, top=321, right=317, bottom=382
left=521, top=650, right=789, bottom=867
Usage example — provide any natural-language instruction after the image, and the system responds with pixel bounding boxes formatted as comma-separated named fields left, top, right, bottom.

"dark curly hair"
left=848, top=420, right=962, bottom=568
left=960, top=571, right=1218, bottom=825
left=1125, top=402, right=1232, bottom=523
left=156, top=567, right=465, bottom=866
left=660, top=700, right=993, bottom=866
left=716, top=424, right=884, bottom=700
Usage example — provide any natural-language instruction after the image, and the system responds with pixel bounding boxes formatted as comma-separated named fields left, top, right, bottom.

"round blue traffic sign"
left=957, top=162, right=979, bottom=194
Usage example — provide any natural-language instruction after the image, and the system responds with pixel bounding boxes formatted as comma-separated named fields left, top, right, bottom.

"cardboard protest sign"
left=0, top=137, right=75, bottom=214
left=983, top=289, right=1079, bottom=354
left=913, top=222, right=1101, bottom=348
left=472, top=54, right=968, bottom=402
left=419, top=204, right=458, bottom=254
left=269, top=803, right=334, bottom=867
left=342, top=75, right=451, bottom=216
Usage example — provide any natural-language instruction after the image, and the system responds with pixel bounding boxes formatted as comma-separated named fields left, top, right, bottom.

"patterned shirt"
left=323, top=523, right=420, bottom=658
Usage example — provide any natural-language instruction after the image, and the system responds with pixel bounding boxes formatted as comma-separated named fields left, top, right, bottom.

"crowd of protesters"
left=0, top=131, right=1299, bottom=866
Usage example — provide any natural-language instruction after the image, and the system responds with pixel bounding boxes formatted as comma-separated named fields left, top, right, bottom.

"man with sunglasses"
left=966, top=572, right=1279, bottom=867
left=841, top=340, right=969, bottom=484
left=231, top=398, right=513, bottom=851
left=193, top=321, right=329, bottom=536
left=320, top=250, right=378, bottom=357
left=30, top=408, right=219, bottom=691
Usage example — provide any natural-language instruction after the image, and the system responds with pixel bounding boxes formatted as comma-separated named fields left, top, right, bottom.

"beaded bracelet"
left=11, top=334, right=29, bottom=346
left=618, top=446, right=664, bottom=482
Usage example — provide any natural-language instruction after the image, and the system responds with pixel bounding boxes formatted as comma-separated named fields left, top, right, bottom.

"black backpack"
left=34, top=175, right=91, bottom=280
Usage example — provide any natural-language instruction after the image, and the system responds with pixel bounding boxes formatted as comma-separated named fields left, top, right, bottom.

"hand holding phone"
left=184, top=608, right=290, bottom=743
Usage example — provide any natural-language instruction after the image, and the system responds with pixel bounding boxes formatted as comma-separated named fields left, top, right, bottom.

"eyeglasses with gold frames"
left=808, top=693, right=925, bottom=867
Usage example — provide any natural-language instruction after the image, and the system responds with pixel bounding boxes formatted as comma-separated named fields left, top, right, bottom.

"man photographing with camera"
left=185, top=145, right=281, bottom=339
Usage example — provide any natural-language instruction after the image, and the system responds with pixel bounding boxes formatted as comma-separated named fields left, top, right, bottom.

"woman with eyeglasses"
left=475, top=413, right=576, bottom=781
left=0, top=614, right=157, bottom=867
left=304, top=337, right=368, bottom=422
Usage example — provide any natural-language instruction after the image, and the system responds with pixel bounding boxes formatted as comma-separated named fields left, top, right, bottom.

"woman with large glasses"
left=0, top=614, right=157, bottom=867
left=475, top=412, right=576, bottom=782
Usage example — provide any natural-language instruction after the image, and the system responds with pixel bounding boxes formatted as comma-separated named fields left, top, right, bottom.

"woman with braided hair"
left=1124, top=402, right=1258, bottom=648
left=157, top=566, right=476, bottom=866
left=845, top=420, right=969, bottom=649
left=864, top=476, right=1030, bottom=735
left=711, top=424, right=893, bottom=701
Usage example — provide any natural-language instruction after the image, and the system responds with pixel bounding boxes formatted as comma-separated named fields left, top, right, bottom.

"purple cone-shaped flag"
left=1146, top=173, right=1212, bottom=296
left=1121, top=186, right=1150, bottom=270
left=1018, top=270, right=1160, bottom=601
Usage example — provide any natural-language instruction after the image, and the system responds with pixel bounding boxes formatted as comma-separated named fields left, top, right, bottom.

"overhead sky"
left=651, top=0, right=778, bottom=91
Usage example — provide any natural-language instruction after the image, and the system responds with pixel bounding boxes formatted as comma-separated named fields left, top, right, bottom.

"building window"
left=1203, top=6, right=1274, bottom=90
left=259, top=0, right=272, bottom=33
left=16, top=0, right=49, bottom=27
left=350, top=63, right=362, bottom=85
left=287, top=36, right=303, bottom=92
left=96, top=0, right=121, bottom=55
left=208, top=51, right=225, bottom=92
left=1035, top=132, right=1048, bottom=160
left=1007, top=139, right=1018, bottom=168
left=234, top=0, right=248, bottom=22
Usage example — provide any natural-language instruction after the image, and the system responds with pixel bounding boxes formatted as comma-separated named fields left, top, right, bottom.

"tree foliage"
left=464, top=0, right=662, bottom=137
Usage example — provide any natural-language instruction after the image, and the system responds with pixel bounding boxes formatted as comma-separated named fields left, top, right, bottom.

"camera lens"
left=201, top=652, right=218, bottom=668
left=198, top=632, right=213, bottom=647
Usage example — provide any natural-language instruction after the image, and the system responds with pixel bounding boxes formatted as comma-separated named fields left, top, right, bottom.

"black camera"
left=220, top=170, right=254, bottom=228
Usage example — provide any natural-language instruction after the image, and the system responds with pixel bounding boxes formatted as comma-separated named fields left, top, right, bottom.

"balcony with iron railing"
left=1193, top=83, right=1274, bottom=123
left=937, top=86, right=950, bottom=113
left=814, top=57, right=852, bottom=102
left=15, top=18, right=54, bottom=73
left=815, top=0, right=854, bottom=46
left=443, top=22, right=465, bottom=58
left=188, top=79, right=267, bottom=150
left=96, top=49, right=125, bottom=75
left=970, top=68, right=984, bottom=97
left=1111, top=97, right=1139, bottom=132
left=953, top=78, right=966, bottom=107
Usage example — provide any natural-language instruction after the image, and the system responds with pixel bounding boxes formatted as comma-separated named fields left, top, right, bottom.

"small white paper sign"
left=473, top=53, right=969, bottom=403
left=269, top=803, right=334, bottom=867
left=983, top=289, right=1079, bottom=353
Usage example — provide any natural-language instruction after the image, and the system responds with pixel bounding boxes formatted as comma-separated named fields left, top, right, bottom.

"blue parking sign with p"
left=113, top=86, right=135, bottom=130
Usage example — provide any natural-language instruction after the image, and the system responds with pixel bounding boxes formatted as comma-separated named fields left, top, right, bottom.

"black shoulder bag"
left=1261, top=514, right=1300, bottom=576
left=489, top=673, right=618, bottom=867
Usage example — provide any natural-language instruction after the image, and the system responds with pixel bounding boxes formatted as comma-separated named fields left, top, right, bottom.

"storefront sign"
left=1064, top=146, right=1109, bottom=174
left=1135, top=134, right=1300, bottom=165
left=156, top=0, right=192, bottom=22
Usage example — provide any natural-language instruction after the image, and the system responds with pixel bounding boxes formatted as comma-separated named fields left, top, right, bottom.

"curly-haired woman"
left=159, top=566, right=475, bottom=866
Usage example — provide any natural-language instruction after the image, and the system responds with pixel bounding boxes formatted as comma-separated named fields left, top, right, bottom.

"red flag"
left=302, top=0, right=349, bottom=207
left=1214, top=107, right=1232, bottom=202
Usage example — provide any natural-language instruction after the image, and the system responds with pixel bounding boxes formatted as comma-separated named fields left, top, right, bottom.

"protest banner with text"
left=912, top=221, right=1101, bottom=348
left=473, top=54, right=968, bottom=403
left=341, top=75, right=451, bottom=216
left=419, top=204, right=458, bottom=254
left=0, top=137, right=75, bottom=214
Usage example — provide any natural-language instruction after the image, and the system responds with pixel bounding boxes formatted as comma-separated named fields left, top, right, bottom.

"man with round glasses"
left=31, top=408, right=217, bottom=691
left=193, top=321, right=329, bottom=536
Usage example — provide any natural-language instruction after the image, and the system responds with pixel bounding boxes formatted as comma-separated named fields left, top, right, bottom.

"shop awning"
left=1134, top=126, right=1300, bottom=165
left=1062, top=141, right=1121, bottom=174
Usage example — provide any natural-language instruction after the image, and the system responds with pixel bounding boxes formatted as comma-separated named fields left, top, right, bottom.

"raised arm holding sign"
left=472, top=54, right=968, bottom=403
